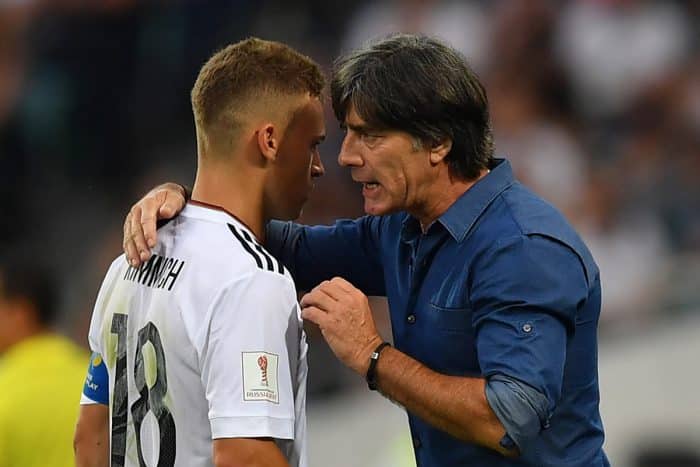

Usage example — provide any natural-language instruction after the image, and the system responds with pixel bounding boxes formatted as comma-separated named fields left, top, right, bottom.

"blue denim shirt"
left=267, top=159, right=609, bottom=467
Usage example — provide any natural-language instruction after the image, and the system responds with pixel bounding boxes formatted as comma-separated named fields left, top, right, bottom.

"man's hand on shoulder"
left=123, top=182, right=187, bottom=267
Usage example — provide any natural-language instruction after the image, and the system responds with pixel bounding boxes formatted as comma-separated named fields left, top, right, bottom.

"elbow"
left=73, top=424, right=87, bottom=457
left=73, top=419, right=109, bottom=466
left=73, top=428, right=91, bottom=465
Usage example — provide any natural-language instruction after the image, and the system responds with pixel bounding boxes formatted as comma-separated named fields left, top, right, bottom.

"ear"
left=429, top=138, right=453, bottom=165
left=256, top=123, right=279, bottom=162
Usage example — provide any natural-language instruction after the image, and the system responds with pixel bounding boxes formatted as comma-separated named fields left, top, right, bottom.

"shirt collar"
left=182, top=200, right=259, bottom=241
left=401, top=158, right=515, bottom=243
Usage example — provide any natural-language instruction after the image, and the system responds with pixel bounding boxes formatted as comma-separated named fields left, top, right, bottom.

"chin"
left=364, top=204, right=395, bottom=216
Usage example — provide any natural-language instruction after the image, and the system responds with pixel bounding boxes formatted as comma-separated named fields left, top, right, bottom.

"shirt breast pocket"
left=428, top=302, right=473, bottom=333
left=424, top=301, right=479, bottom=374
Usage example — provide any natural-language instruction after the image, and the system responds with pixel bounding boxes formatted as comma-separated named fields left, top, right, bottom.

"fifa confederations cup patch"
left=242, top=351, right=280, bottom=403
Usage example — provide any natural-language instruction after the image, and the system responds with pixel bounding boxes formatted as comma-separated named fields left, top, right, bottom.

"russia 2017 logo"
left=243, top=351, right=279, bottom=403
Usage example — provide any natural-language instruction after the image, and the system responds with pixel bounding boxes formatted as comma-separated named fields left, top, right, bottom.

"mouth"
left=360, top=181, right=381, bottom=198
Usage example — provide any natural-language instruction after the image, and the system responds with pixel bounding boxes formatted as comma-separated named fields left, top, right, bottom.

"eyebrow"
left=343, top=122, right=379, bottom=134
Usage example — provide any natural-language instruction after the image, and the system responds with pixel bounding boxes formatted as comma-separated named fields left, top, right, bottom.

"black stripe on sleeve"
left=241, top=229, right=274, bottom=272
left=228, top=224, right=265, bottom=270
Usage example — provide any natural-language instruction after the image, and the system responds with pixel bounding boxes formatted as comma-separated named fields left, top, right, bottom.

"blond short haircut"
left=191, top=37, right=325, bottom=155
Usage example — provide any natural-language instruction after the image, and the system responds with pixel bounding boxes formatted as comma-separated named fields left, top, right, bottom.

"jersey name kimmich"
left=123, top=254, right=185, bottom=291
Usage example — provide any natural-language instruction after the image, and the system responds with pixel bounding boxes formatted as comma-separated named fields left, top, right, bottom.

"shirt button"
left=412, top=437, right=421, bottom=448
left=407, top=314, right=416, bottom=324
left=522, top=323, right=533, bottom=333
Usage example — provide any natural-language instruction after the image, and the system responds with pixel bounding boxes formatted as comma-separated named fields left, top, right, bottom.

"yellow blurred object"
left=0, top=333, right=88, bottom=467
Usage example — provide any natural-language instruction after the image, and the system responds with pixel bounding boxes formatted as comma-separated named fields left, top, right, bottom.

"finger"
left=329, top=276, right=356, bottom=293
left=123, top=213, right=140, bottom=266
left=319, top=279, right=354, bottom=301
left=129, top=205, right=152, bottom=262
left=139, top=195, right=162, bottom=249
left=157, top=188, right=186, bottom=220
left=300, top=288, right=337, bottom=311
left=301, top=306, right=331, bottom=327
left=299, top=280, right=330, bottom=304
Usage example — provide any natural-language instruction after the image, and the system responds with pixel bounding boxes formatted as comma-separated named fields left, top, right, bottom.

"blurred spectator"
left=487, top=0, right=586, bottom=220
left=0, top=249, right=88, bottom=467
left=341, top=0, right=490, bottom=71
left=556, top=0, right=692, bottom=118
left=573, top=173, right=671, bottom=327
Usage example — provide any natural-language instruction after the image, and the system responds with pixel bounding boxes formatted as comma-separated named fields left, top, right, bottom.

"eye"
left=361, top=133, right=381, bottom=146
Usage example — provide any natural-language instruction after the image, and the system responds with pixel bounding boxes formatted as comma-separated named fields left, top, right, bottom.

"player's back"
left=88, top=202, right=307, bottom=467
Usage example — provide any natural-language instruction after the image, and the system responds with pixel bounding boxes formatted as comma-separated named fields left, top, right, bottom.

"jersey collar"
left=182, top=200, right=259, bottom=241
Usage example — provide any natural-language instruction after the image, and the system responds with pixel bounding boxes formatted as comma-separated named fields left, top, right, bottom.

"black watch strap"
left=366, top=342, right=391, bottom=391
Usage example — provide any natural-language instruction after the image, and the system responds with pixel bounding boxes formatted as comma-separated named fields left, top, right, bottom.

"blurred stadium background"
left=1, top=0, right=698, bottom=466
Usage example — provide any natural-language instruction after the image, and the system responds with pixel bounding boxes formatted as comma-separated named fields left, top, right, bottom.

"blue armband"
left=82, top=352, right=109, bottom=405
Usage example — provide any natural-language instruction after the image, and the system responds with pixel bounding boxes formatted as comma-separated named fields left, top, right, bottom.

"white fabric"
left=87, top=203, right=308, bottom=467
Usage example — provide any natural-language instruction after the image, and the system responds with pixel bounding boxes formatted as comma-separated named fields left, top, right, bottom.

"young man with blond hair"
left=74, top=37, right=325, bottom=467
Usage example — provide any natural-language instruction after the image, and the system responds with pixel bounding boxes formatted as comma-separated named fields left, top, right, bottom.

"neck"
left=191, top=158, right=267, bottom=241
left=415, top=167, right=490, bottom=232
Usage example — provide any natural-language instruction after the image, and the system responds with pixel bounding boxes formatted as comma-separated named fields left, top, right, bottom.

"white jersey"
left=85, top=202, right=308, bottom=467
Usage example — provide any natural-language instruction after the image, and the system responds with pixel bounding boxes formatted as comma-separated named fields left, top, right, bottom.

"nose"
left=311, top=150, right=324, bottom=178
left=338, top=133, right=364, bottom=168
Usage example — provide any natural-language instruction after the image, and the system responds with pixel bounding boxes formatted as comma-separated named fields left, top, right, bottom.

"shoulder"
left=485, top=183, right=598, bottom=282
left=206, top=267, right=299, bottom=335
left=158, top=216, right=289, bottom=287
left=229, top=265, right=297, bottom=307
left=193, top=220, right=296, bottom=305
left=498, top=183, right=573, bottom=236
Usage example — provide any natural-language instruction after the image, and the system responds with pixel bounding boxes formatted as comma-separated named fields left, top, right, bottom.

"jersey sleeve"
left=198, top=271, right=301, bottom=440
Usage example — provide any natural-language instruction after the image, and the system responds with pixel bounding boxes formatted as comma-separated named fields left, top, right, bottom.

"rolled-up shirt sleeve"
left=470, top=234, right=589, bottom=450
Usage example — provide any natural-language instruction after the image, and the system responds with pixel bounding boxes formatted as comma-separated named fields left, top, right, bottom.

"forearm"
left=375, top=347, right=516, bottom=457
